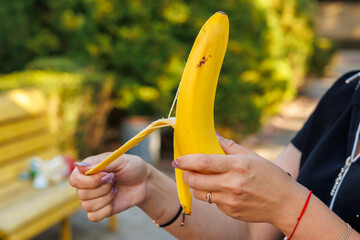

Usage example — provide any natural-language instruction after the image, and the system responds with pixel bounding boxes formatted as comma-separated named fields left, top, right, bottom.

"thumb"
left=217, top=136, right=253, bottom=156
left=74, top=162, right=92, bottom=174
left=75, top=152, right=114, bottom=174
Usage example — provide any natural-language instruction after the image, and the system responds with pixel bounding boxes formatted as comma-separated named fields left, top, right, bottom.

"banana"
left=85, top=11, right=229, bottom=216
left=174, top=11, right=229, bottom=214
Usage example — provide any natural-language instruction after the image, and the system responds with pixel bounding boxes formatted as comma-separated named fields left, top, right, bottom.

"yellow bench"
left=0, top=88, right=81, bottom=240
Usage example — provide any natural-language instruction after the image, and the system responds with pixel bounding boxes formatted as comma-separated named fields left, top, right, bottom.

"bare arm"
left=274, top=143, right=301, bottom=180
left=271, top=144, right=360, bottom=240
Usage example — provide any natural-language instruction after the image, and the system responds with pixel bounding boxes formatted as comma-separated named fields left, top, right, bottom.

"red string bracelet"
left=285, top=190, right=312, bottom=240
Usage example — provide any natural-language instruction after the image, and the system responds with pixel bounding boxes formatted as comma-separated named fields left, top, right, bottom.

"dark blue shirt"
left=292, top=70, right=360, bottom=232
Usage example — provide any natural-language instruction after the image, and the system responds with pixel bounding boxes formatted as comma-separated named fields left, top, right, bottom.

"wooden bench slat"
left=0, top=182, right=78, bottom=233
left=0, top=181, right=27, bottom=201
left=0, top=181, right=35, bottom=210
left=0, top=115, right=49, bottom=144
left=0, top=178, right=29, bottom=195
left=6, top=199, right=80, bottom=240
left=0, top=146, right=58, bottom=186
left=0, top=89, right=47, bottom=124
left=0, top=133, right=55, bottom=165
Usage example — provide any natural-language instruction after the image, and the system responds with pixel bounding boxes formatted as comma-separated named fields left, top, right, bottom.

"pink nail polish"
left=101, top=172, right=115, bottom=183
left=75, top=162, right=91, bottom=167
left=111, top=186, right=118, bottom=195
left=110, top=176, right=115, bottom=185
left=172, top=160, right=179, bottom=168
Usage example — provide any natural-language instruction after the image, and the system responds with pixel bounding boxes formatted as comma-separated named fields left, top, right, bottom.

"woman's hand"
left=175, top=137, right=308, bottom=226
left=69, top=153, right=150, bottom=222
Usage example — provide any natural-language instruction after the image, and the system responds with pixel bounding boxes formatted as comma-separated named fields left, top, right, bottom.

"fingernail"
left=172, top=160, right=178, bottom=168
left=111, top=186, right=118, bottom=195
left=75, top=162, right=91, bottom=167
left=101, top=172, right=115, bottom=184
left=110, top=176, right=115, bottom=185
left=215, top=130, right=221, bottom=137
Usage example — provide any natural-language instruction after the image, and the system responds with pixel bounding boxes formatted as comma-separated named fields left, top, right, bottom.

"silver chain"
left=330, top=156, right=354, bottom=196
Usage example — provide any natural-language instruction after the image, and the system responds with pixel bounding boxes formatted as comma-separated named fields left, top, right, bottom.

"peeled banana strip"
left=85, top=118, right=175, bottom=175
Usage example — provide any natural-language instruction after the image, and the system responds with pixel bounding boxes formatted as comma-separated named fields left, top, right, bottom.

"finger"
left=84, top=152, right=113, bottom=165
left=69, top=168, right=112, bottom=189
left=74, top=152, right=113, bottom=173
left=182, top=171, right=224, bottom=191
left=79, top=152, right=117, bottom=175
left=81, top=191, right=114, bottom=212
left=77, top=183, right=112, bottom=200
left=74, top=162, right=92, bottom=174
left=177, top=154, right=231, bottom=173
left=193, top=189, right=219, bottom=204
left=217, top=137, right=253, bottom=156
left=87, top=205, right=113, bottom=222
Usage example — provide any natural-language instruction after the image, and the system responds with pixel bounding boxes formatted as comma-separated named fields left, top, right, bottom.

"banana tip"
left=217, top=11, right=227, bottom=15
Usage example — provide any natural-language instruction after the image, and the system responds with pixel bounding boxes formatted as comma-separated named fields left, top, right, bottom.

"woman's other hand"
left=69, top=153, right=150, bottom=222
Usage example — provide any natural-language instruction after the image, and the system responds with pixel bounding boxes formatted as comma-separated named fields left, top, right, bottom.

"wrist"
left=138, top=163, right=156, bottom=209
left=271, top=180, right=310, bottom=236
left=138, top=164, right=180, bottom=225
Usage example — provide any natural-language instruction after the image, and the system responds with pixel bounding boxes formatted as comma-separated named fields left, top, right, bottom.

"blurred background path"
left=242, top=49, right=360, bottom=161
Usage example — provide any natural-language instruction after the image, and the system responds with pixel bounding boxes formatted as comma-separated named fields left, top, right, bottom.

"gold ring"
left=206, top=191, right=212, bottom=204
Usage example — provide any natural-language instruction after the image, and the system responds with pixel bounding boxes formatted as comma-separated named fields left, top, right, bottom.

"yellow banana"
left=174, top=11, right=229, bottom=214
left=86, top=11, right=229, bottom=215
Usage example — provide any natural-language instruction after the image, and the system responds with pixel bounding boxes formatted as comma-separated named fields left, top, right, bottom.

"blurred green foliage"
left=308, top=37, right=337, bottom=77
left=0, top=0, right=315, bottom=141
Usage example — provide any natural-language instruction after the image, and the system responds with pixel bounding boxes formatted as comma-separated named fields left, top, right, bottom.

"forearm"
left=138, top=164, right=248, bottom=240
left=273, top=181, right=360, bottom=240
